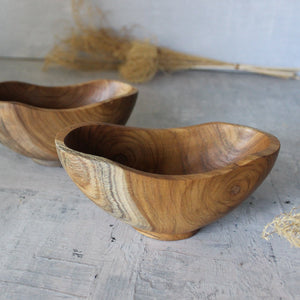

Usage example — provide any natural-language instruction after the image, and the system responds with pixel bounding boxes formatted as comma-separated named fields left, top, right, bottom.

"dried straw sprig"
left=262, top=207, right=300, bottom=248
left=44, top=0, right=300, bottom=83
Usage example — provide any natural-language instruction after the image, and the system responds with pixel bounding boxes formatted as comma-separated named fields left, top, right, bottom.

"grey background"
left=0, top=0, right=300, bottom=67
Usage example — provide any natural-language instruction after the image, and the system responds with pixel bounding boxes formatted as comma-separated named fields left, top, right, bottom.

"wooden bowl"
left=0, top=80, right=137, bottom=166
left=56, top=122, right=280, bottom=240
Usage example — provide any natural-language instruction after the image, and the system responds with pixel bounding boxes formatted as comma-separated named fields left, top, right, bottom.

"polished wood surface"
left=0, top=80, right=137, bottom=165
left=56, top=122, right=280, bottom=240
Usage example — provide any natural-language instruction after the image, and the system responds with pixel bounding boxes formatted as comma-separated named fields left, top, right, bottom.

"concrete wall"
left=0, top=0, right=299, bottom=67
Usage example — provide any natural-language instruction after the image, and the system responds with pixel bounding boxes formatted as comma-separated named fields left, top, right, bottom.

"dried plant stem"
left=44, top=0, right=300, bottom=83
left=190, top=65, right=299, bottom=79
left=262, top=207, right=300, bottom=248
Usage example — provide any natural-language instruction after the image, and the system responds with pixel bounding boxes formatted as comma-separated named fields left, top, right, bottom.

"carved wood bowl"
left=56, top=122, right=280, bottom=240
left=0, top=80, right=137, bottom=166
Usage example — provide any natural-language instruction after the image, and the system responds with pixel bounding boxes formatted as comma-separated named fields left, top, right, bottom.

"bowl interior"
left=0, top=81, right=134, bottom=109
left=63, top=123, right=274, bottom=175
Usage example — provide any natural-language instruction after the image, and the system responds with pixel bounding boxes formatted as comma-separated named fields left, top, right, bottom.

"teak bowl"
left=0, top=80, right=137, bottom=166
left=56, top=122, right=280, bottom=240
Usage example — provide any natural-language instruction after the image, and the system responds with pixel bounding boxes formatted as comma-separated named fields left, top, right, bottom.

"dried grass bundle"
left=44, top=0, right=300, bottom=83
left=262, top=207, right=300, bottom=248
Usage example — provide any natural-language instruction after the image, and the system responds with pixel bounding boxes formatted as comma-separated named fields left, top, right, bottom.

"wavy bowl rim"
left=55, top=121, right=281, bottom=180
left=0, top=79, right=138, bottom=112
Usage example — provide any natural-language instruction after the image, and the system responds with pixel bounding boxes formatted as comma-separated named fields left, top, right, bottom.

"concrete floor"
left=0, top=58, right=299, bottom=299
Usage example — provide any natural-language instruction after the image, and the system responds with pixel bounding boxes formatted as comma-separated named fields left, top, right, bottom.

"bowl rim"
left=55, top=121, right=281, bottom=180
left=0, top=79, right=138, bottom=112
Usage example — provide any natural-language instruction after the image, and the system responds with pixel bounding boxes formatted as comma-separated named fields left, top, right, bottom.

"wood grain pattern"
left=1, top=59, right=299, bottom=299
left=0, top=80, right=137, bottom=165
left=56, top=122, right=280, bottom=241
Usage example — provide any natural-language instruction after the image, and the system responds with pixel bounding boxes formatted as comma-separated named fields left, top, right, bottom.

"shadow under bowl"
left=0, top=80, right=137, bottom=166
left=56, top=122, right=280, bottom=240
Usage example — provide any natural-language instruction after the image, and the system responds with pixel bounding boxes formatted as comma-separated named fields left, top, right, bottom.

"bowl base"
left=133, top=227, right=200, bottom=241
left=32, top=158, right=61, bottom=167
